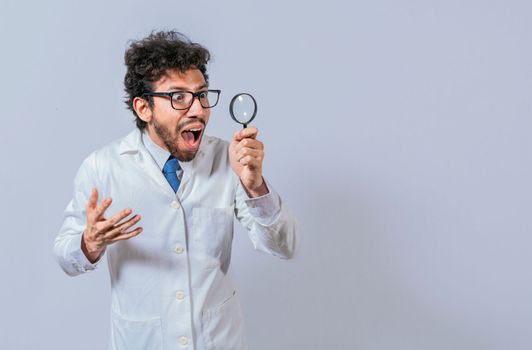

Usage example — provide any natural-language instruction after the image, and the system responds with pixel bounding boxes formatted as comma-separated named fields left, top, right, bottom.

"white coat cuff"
left=69, top=234, right=100, bottom=273
left=244, top=182, right=281, bottom=226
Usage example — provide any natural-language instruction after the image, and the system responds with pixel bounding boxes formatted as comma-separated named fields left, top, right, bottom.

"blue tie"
left=162, top=155, right=181, bottom=193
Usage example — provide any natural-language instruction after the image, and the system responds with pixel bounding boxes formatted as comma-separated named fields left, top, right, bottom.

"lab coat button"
left=179, top=336, right=188, bottom=345
left=176, top=290, right=185, bottom=300
left=174, top=245, right=184, bottom=254
left=171, top=201, right=180, bottom=209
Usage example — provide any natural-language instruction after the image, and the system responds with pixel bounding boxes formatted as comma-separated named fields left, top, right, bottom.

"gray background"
left=1, top=0, right=531, bottom=349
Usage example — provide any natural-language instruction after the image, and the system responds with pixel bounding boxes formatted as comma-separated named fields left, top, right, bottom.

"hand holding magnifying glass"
left=228, top=92, right=268, bottom=197
left=229, top=93, right=257, bottom=129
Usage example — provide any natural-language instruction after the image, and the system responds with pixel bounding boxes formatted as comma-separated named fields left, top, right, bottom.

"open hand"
left=81, top=188, right=143, bottom=262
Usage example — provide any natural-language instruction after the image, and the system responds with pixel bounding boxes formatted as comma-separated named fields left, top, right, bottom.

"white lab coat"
left=54, top=129, right=298, bottom=350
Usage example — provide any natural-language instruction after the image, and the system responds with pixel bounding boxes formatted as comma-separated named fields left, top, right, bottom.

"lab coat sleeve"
left=234, top=180, right=299, bottom=259
left=54, top=152, right=102, bottom=276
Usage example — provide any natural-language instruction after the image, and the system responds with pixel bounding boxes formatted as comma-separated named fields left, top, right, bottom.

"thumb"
left=233, top=126, right=258, bottom=142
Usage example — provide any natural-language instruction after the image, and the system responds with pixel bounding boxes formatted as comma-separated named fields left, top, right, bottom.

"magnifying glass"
left=229, top=93, right=257, bottom=129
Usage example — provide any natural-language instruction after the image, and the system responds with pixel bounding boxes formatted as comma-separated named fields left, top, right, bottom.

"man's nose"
left=187, top=96, right=207, bottom=116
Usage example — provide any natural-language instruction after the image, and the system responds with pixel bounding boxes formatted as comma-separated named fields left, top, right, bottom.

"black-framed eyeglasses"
left=142, top=89, right=221, bottom=110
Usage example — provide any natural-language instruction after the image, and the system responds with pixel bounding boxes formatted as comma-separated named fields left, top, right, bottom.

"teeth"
left=189, top=128, right=202, bottom=132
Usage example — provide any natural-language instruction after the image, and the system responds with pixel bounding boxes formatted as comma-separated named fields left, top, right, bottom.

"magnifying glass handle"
left=243, top=123, right=247, bottom=129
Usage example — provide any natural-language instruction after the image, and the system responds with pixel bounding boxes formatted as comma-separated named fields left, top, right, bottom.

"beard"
left=151, top=117, right=204, bottom=162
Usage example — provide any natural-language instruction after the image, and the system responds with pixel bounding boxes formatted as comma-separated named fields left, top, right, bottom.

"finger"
left=237, top=148, right=263, bottom=161
left=234, top=138, right=264, bottom=154
left=104, top=214, right=141, bottom=239
left=94, top=197, right=113, bottom=219
left=109, top=227, right=143, bottom=243
left=86, top=188, right=98, bottom=211
left=233, top=126, right=258, bottom=142
left=239, top=155, right=262, bottom=169
left=101, top=207, right=133, bottom=230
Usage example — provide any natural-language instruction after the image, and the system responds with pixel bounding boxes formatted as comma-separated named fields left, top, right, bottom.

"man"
left=54, top=30, right=298, bottom=350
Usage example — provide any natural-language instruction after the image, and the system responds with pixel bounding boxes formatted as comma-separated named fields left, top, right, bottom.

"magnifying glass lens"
left=229, top=93, right=257, bottom=128
left=233, top=95, right=254, bottom=123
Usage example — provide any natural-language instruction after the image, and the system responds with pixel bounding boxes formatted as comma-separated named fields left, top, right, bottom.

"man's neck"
left=146, top=126, right=169, bottom=152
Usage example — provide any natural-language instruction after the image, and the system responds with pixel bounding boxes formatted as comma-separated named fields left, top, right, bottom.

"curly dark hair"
left=124, top=30, right=211, bottom=130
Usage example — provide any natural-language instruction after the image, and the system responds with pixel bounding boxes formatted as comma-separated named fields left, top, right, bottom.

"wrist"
left=81, top=231, right=103, bottom=263
left=243, top=178, right=269, bottom=198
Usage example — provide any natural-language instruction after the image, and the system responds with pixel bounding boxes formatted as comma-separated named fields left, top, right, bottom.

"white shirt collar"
left=141, top=130, right=172, bottom=170
left=127, top=128, right=201, bottom=176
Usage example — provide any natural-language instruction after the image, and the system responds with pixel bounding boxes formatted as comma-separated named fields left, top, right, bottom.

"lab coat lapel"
left=118, top=129, right=178, bottom=198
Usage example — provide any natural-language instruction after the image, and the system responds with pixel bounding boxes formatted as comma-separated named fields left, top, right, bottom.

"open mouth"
left=181, top=124, right=204, bottom=149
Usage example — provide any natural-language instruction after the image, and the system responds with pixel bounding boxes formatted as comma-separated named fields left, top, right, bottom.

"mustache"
left=176, top=118, right=206, bottom=133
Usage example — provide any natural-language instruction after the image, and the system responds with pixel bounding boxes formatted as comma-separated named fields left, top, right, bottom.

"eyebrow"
left=167, top=84, right=209, bottom=92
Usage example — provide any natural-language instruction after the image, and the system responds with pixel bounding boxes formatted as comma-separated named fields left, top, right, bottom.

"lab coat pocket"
left=202, top=290, right=247, bottom=350
left=192, top=207, right=234, bottom=270
left=110, top=312, right=163, bottom=350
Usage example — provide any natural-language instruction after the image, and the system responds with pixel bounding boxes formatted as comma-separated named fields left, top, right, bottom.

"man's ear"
left=133, top=97, right=153, bottom=123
